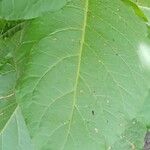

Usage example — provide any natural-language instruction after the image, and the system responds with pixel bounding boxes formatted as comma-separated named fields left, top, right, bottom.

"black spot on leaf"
left=92, top=110, right=95, bottom=115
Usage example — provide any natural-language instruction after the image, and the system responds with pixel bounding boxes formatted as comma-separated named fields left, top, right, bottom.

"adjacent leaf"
left=16, top=0, right=150, bottom=149
left=132, top=0, right=150, bottom=24
left=122, top=0, right=148, bottom=22
left=0, top=107, right=34, bottom=150
left=0, top=38, right=17, bottom=131
left=0, top=0, right=69, bottom=20
left=0, top=23, right=35, bottom=149
left=0, top=20, right=26, bottom=39
left=132, top=0, right=150, bottom=7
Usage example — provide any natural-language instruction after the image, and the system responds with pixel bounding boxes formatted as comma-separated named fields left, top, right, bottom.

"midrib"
left=61, top=0, right=89, bottom=149
left=72, top=0, right=89, bottom=105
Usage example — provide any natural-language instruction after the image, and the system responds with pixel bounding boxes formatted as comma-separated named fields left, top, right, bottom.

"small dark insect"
left=92, top=110, right=95, bottom=115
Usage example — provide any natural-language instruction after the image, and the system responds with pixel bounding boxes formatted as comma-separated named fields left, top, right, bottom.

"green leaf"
left=0, top=0, right=69, bottom=20
left=122, top=0, right=148, bottom=22
left=0, top=107, right=34, bottom=150
left=0, top=38, right=17, bottom=131
left=0, top=0, right=150, bottom=149
left=132, top=0, right=150, bottom=7
left=0, top=24, right=28, bottom=146
left=132, top=0, right=150, bottom=24
left=0, top=20, right=26, bottom=39
left=14, top=0, right=150, bottom=149
left=112, top=119, right=146, bottom=149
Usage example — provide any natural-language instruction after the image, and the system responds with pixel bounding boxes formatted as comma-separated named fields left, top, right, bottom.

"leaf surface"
left=0, top=0, right=69, bottom=20
left=132, top=0, right=150, bottom=23
left=0, top=38, right=17, bottom=131
left=15, top=0, right=150, bottom=149
left=0, top=107, right=34, bottom=150
left=0, top=22, right=33, bottom=150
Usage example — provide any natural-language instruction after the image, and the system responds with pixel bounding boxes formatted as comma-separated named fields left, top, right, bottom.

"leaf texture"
left=14, top=0, right=150, bottom=149
left=0, top=107, right=34, bottom=150
left=0, top=0, right=69, bottom=20
left=0, top=0, right=150, bottom=149
left=0, top=38, right=17, bottom=131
